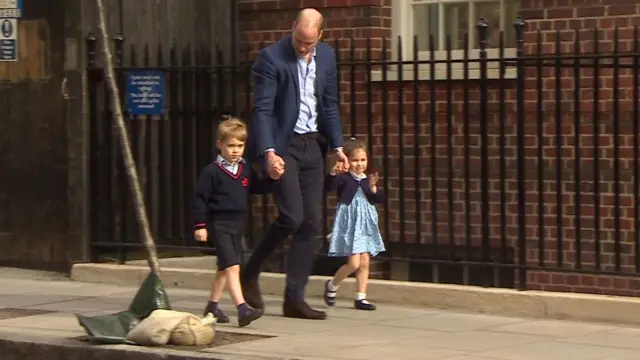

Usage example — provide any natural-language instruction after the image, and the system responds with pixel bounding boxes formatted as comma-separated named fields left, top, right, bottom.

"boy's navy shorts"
left=210, top=219, right=244, bottom=270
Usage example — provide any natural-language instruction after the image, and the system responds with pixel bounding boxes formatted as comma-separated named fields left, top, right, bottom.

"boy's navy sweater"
left=192, top=161, right=269, bottom=229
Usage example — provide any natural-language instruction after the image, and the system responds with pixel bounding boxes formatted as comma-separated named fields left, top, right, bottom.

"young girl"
left=323, top=138, right=385, bottom=311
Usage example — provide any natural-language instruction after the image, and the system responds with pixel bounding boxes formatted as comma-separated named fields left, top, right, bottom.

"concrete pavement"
left=0, top=268, right=639, bottom=359
left=72, top=259, right=640, bottom=326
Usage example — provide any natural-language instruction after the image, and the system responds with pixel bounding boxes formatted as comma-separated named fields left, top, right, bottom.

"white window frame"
left=373, top=0, right=518, bottom=81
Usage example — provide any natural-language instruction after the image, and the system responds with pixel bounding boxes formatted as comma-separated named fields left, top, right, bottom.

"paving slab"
left=488, top=318, right=616, bottom=338
left=0, top=294, right=89, bottom=308
left=0, top=272, right=639, bottom=359
left=557, top=327, right=640, bottom=351
left=71, top=262, right=640, bottom=326
left=378, top=311, right=525, bottom=332
left=475, top=340, right=640, bottom=360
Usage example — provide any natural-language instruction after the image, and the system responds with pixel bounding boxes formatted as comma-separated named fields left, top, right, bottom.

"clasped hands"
left=265, top=150, right=350, bottom=180
left=194, top=228, right=207, bottom=242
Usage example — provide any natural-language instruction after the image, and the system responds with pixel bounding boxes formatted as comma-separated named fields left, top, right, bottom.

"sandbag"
left=76, top=271, right=172, bottom=345
left=126, top=309, right=192, bottom=346
left=169, top=313, right=216, bottom=346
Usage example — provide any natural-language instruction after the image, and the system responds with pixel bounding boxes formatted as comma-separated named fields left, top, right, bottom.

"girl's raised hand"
left=368, top=172, right=379, bottom=185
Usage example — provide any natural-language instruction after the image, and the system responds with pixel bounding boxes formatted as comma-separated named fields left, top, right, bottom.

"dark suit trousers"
left=242, top=133, right=324, bottom=301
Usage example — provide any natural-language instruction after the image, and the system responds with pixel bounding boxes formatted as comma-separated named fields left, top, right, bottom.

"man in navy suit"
left=241, top=8, right=349, bottom=320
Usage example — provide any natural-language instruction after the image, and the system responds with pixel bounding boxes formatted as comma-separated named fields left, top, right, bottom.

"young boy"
left=192, top=117, right=267, bottom=327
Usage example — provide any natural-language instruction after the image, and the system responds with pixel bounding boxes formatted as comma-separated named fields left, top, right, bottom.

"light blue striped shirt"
left=293, top=48, right=318, bottom=134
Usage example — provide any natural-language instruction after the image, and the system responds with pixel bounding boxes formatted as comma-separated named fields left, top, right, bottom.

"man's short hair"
left=295, top=8, right=324, bottom=31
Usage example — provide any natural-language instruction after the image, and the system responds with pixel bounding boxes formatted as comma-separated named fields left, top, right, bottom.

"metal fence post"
left=476, top=18, right=490, bottom=286
left=113, top=33, right=124, bottom=67
left=513, top=16, right=527, bottom=290
left=86, top=33, right=97, bottom=69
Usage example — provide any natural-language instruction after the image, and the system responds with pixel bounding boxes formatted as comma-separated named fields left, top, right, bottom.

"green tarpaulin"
left=76, top=271, right=172, bottom=344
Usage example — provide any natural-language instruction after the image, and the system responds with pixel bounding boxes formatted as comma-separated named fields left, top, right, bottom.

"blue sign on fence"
left=125, top=70, right=165, bottom=116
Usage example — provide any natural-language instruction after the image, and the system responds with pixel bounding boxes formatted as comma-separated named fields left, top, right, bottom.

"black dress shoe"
left=354, top=299, right=376, bottom=311
left=238, top=307, right=264, bottom=327
left=241, top=279, right=264, bottom=310
left=324, top=280, right=336, bottom=307
left=283, top=299, right=327, bottom=320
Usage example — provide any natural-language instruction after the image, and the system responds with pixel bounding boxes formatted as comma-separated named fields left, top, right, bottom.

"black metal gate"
left=85, top=37, right=246, bottom=262
left=85, top=19, right=640, bottom=293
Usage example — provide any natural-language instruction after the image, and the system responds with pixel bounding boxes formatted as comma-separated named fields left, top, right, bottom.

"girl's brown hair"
left=343, top=137, right=367, bottom=158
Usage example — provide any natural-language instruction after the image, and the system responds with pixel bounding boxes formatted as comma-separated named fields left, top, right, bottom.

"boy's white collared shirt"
left=216, top=154, right=245, bottom=176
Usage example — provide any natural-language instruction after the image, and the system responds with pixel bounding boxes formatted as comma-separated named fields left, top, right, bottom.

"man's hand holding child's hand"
left=329, top=155, right=348, bottom=175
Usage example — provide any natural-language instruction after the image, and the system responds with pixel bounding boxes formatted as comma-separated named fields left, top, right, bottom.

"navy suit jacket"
left=248, top=36, right=344, bottom=160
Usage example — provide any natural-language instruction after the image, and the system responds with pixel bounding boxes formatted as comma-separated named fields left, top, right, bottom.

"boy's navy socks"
left=203, top=301, right=218, bottom=316
left=203, top=301, right=230, bottom=323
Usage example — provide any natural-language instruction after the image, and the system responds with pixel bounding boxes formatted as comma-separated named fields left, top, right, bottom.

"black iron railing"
left=86, top=18, right=640, bottom=293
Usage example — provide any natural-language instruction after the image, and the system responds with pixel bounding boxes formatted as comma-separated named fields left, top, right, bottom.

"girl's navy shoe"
left=354, top=299, right=376, bottom=311
left=324, top=280, right=337, bottom=307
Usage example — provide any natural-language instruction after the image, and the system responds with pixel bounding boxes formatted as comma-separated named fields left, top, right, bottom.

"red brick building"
left=239, top=0, right=640, bottom=296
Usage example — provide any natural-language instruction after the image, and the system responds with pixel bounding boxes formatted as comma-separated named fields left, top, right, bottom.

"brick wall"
left=238, top=0, right=640, bottom=295
left=518, top=0, right=640, bottom=295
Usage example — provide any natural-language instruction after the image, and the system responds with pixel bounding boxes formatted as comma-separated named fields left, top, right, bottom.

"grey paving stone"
left=437, top=356, right=500, bottom=360
left=24, top=298, right=128, bottom=314
left=0, top=312, right=82, bottom=332
left=223, top=313, right=368, bottom=336
left=0, top=275, right=639, bottom=360
left=0, top=294, right=88, bottom=308
left=325, top=301, right=443, bottom=322
left=290, top=324, right=440, bottom=347
left=557, top=327, right=640, bottom=351
left=475, top=340, right=640, bottom=360
left=414, top=330, right=544, bottom=353
left=379, top=311, right=525, bottom=332
left=307, top=339, right=468, bottom=360
left=213, top=336, right=369, bottom=359
left=487, top=318, right=616, bottom=338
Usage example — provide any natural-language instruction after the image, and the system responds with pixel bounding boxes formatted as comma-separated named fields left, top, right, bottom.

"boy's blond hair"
left=217, top=117, right=248, bottom=143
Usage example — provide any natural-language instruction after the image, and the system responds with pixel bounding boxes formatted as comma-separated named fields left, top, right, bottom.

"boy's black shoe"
left=354, top=299, right=376, bottom=311
left=324, top=280, right=337, bottom=307
left=203, top=304, right=230, bottom=323
left=238, top=307, right=264, bottom=327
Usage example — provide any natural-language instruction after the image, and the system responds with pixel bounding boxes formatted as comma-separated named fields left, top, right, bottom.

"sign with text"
left=125, top=70, right=166, bottom=116
left=0, top=0, right=22, bottom=18
left=0, top=18, right=17, bottom=61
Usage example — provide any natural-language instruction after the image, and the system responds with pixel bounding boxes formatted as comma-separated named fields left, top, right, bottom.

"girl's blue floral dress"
left=328, top=172, right=385, bottom=257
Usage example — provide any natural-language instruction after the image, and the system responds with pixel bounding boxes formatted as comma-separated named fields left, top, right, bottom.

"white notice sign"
left=0, top=18, right=17, bottom=61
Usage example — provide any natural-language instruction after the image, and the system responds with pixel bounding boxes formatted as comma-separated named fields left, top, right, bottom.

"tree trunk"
left=95, top=0, right=161, bottom=275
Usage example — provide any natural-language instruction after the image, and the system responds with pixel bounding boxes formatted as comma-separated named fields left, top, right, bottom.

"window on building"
left=392, top=0, right=520, bottom=59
